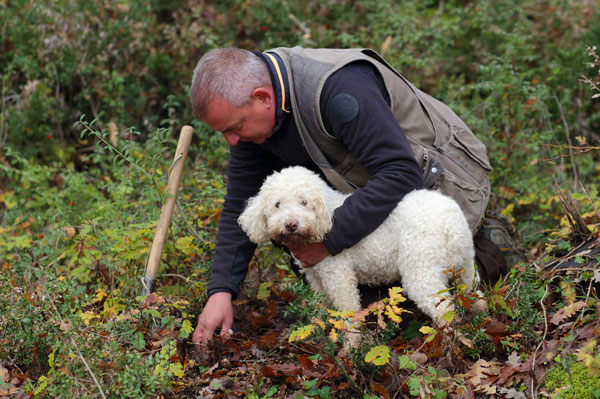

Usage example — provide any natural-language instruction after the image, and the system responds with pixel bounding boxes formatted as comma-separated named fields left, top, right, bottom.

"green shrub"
left=544, top=357, right=600, bottom=398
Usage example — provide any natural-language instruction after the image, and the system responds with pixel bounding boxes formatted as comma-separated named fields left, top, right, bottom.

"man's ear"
left=252, top=87, right=274, bottom=108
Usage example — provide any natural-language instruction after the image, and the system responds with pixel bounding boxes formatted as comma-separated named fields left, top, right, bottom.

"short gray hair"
left=190, top=48, right=271, bottom=118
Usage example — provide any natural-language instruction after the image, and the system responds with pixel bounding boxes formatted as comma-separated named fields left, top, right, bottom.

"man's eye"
left=275, top=201, right=280, bottom=208
left=300, top=200, right=307, bottom=206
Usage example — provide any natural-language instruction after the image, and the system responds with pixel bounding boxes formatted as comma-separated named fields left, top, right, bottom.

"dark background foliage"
left=1, top=0, right=599, bottom=397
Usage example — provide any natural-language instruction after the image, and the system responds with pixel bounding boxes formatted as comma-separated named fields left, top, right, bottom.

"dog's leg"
left=399, top=265, right=454, bottom=325
left=315, top=259, right=361, bottom=312
left=313, top=258, right=362, bottom=350
left=303, top=268, right=326, bottom=294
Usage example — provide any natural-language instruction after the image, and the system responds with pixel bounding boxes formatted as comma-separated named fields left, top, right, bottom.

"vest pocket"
left=448, top=125, right=492, bottom=173
left=432, top=169, right=487, bottom=231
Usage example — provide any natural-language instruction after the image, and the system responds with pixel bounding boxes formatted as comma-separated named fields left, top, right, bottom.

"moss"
left=543, top=358, right=600, bottom=399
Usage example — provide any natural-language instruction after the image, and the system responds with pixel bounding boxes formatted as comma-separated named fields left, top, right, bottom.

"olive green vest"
left=268, top=47, right=491, bottom=231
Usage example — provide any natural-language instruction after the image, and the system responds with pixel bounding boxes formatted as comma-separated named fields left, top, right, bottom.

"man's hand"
left=285, top=241, right=330, bottom=267
left=192, top=291, right=233, bottom=347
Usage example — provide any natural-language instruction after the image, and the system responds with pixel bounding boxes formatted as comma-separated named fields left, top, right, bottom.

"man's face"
left=203, top=88, right=276, bottom=146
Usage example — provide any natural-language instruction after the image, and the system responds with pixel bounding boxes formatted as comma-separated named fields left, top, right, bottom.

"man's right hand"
left=192, top=291, right=234, bottom=347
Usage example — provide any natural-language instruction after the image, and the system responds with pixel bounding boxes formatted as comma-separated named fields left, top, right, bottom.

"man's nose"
left=223, top=132, right=240, bottom=146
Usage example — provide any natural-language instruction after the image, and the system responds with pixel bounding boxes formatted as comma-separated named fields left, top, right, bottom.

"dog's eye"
left=275, top=201, right=280, bottom=208
left=300, top=200, right=307, bottom=206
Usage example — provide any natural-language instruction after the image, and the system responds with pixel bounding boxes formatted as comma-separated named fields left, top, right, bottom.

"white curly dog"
left=238, top=166, right=477, bottom=327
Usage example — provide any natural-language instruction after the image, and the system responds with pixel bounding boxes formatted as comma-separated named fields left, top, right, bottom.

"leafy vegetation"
left=1, top=0, right=599, bottom=397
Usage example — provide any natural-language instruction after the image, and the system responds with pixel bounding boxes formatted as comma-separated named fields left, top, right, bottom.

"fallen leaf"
left=592, top=268, right=600, bottom=283
left=297, top=354, right=315, bottom=371
left=143, top=292, right=165, bottom=307
left=288, top=325, right=314, bottom=343
left=64, top=227, right=76, bottom=237
left=457, top=333, right=474, bottom=349
left=381, top=35, right=393, bottom=54
left=409, top=352, right=428, bottom=365
left=466, top=359, right=501, bottom=385
left=365, top=345, right=391, bottom=366
left=261, top=363, right=301, bottom=377
left=506, top=352, right=522, bottom=368
left=550, top=301, right=586, bottom=325
left=498, top=386, right=528, bottom=399
left=370, top=380, right=390, bottom=399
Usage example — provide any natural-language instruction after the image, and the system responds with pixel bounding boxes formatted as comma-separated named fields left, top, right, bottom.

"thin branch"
left=531, top=273, right=555, bottom=399
left=579, top=180, right=600, bottom=223
left=552, top=91, right=579, bottom=191
left=50, top=303, right=107, bottom=399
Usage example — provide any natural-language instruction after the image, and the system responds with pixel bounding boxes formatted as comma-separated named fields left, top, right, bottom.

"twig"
left=70, top=337, right=107, bottom=399
left=579, top=180, right=600, bottom=223
left=50, top=303, right=107, bottom=399
left=552, top=91, right=579, bottom=191
left=542, top=240, right=588, bottom=270
left=78, top=119, right=153, bottom=180
left=531, top=273, right=555, bottom=399
left=280, top=0, right=311, bottom=40
left=328, top=347, right=362, bottom=393
left=175, top=200, right=204, bottom=244
left=161, top=273, right=188, bottom=280
left=569, top=277, right=594, bottom=335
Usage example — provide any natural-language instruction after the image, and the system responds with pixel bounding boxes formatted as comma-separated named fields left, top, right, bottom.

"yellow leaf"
left=257, top=281, right=273, bottom=300
left=175, top=236, right=198, bottom=256
left=288, top=325, right=315, bottom=342
left=419, top=326, right=436, bottom=335
left=560, top=281, right=576, bottom=304
left=80, top=311, right=98, bottom=326
left=329, top=318, right=346, bottom=330
left=441, top=310, right=456, bottom=323
left=501, top=203, right=514, bottom=218
left=170, top=362, right=184, bottom=378
left=180, top=319, right=193, bottom=339
left=92, top=287, right=107, bottom=304
left=381, top=35, right=393, bottom=54
left=329, top=327, right=338, bottom=343
left=365, top=345, right=391, bottom=366
left=327, top=309, right=354, bottom=318
left=0, top=191, right=16, bottom=210
left=313, top=317, right=326, bottom=330
left=385, top=305, right=404, bottom=323
left=388, top=286, right=406, bottom=304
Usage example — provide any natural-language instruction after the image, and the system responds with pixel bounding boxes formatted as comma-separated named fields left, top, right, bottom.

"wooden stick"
left=142, top=125, right=193, bottom=295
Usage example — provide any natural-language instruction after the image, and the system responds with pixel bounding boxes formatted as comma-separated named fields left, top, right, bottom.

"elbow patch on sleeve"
left=327, top=93, right=359, bottom=124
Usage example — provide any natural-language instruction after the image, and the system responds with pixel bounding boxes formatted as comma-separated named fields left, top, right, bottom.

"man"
left=189, top=47, right=515, bottom=345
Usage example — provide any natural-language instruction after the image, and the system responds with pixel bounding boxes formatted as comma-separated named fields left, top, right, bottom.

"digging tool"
left=142, top=125, right=193, bottom=296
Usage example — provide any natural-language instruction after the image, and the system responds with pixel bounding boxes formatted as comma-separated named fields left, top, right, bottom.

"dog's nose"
left=285, top=219, right=298, bottom=233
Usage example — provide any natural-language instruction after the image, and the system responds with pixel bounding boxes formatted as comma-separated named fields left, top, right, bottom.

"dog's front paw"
left=433, top=300, right=455, bottom=328
left=338, top=329, right=362, bottom=357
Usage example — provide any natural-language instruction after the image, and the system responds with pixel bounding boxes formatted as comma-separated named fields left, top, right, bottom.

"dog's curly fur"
left=239, top=166, right=477, bottom=325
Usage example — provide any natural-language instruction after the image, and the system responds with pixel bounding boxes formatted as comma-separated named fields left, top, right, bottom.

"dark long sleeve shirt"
left=206, top=58, right=423, bottom=298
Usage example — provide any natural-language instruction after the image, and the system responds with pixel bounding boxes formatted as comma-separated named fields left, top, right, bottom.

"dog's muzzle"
left=285, top=218, right=299, bottom=233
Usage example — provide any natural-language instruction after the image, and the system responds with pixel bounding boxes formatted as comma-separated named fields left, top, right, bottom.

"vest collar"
left=254, top=51, right=291, bottom=133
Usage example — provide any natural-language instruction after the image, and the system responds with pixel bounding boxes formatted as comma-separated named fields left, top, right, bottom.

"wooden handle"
left=145, top=125, right=193, bottom=282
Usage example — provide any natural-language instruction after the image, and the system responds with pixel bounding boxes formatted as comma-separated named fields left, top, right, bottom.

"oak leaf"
left=365, top=345, right=391, bottom=366
left=550, top=301, right=586, bottom=325
left=288, top=325, right=314, bottom=342
left=466, top=359, right=500, bottom=385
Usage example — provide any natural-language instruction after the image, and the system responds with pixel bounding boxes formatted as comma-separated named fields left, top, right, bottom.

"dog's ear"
left=311, top=192, right=334, bottom=241
left=238, top=194, right=270, bottom=244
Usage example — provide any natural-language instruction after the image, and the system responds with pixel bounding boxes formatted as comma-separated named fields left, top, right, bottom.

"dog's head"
left=238, top=167, right=334, bottom=244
